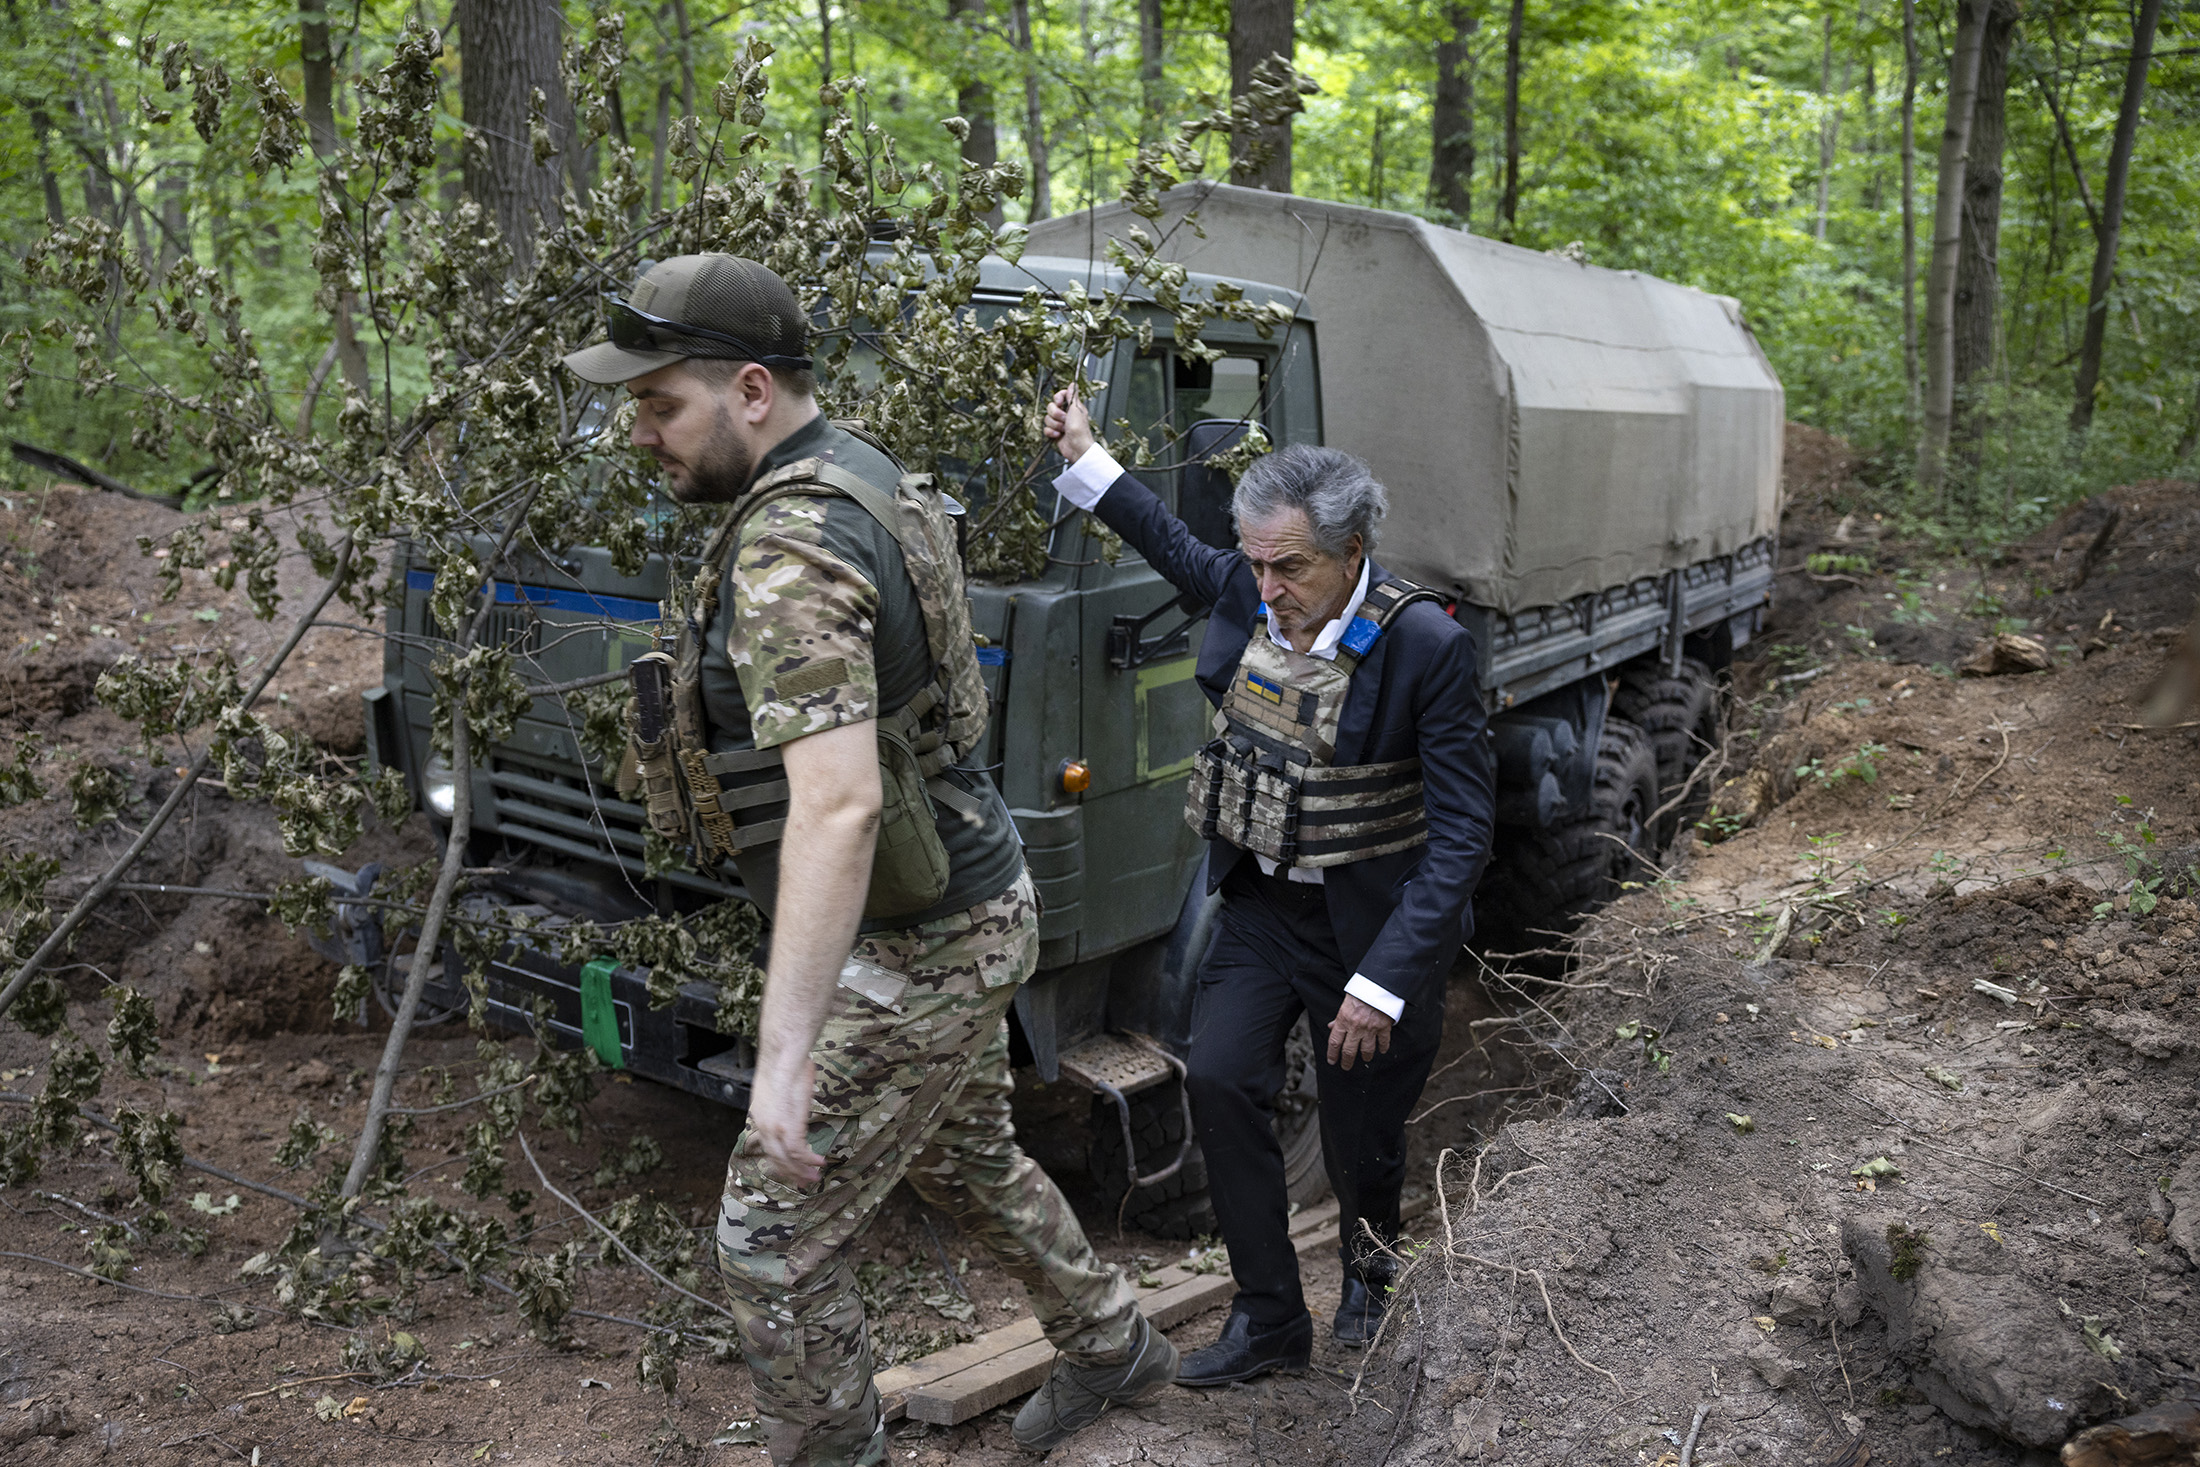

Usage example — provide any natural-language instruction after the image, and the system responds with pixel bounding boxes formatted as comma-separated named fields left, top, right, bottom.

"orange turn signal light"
left=1058, top=759, right=1092, bottom=795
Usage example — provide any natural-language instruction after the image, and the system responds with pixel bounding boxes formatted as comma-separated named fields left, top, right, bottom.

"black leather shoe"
left=1332, top=1275, right=1388, bottom=1347
left=1175, top=1309, right=1313, bottom=1388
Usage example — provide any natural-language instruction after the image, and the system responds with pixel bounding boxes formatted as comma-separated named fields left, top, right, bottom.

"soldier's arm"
left=727, top=495, right=888, bottom=1186
left=749, top=718, right=883, bottom=1187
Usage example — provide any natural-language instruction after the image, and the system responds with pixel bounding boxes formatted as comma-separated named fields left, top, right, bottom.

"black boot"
left=1175, top=1309, right=1313, bottom=1388
left=1332, top=1274, right=1388, bottom=1347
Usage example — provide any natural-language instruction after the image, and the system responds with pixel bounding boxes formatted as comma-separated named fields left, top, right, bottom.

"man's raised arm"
left=1044, top=388, right=1245, bottom=611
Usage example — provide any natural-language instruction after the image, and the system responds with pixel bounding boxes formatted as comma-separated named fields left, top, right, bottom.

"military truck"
left=340, top=183, right=1781, bottom=1237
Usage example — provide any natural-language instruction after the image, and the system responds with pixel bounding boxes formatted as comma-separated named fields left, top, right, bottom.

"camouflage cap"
left=562, top=254, right=811, bottom=385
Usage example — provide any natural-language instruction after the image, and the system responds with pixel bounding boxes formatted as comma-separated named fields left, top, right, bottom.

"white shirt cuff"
left=1344, top=974, right=1405, bottom=1022
left=1052, top=442, right=1123, bottom=509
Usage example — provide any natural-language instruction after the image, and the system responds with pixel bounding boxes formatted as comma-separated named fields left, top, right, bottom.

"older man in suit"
left=1046, top=391, right=1498, bottom=1385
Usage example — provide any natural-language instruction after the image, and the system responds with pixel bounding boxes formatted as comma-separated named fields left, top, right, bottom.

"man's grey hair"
left=1232, top=445, right=1387, bottom=559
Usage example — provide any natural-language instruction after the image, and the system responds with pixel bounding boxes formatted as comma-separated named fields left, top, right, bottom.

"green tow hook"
left=578, top=958, right=625, bottom=1069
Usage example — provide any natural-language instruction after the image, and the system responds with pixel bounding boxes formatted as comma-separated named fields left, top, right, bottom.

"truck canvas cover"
left=1026, top=183, right=1785, bottom=614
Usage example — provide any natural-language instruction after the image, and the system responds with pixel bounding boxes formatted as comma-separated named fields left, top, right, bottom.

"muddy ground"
left=2, top=442, right=2198, bottom=1465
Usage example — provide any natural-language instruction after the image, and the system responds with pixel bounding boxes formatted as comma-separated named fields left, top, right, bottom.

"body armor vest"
left=1184, top=576, right=1443, bottom=869
left=623, top=425, right=990, bottom=921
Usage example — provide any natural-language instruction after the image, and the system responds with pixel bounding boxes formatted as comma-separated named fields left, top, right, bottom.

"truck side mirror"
left=1178, top=418, right=1247, bottom=551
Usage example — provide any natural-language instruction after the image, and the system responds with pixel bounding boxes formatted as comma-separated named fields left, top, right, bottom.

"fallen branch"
left=9, top=438, right=185, bottom=507
left=0, top=536, right=358, bottom=1024
left=0, top=1091, right=314, bottom=1211
left=389, top=1075, right=537, bottom=1117
left=1679, top=1401, right=1712, bottom=1467
left=515, top=1129, right=740, bottom=1324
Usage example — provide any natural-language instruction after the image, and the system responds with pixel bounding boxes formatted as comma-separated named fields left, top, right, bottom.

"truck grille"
left=487, top=753, right=736, bottom=898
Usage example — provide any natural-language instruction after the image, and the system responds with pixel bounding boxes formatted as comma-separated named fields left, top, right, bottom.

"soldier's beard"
left=661, top=404, right=756, bottom=504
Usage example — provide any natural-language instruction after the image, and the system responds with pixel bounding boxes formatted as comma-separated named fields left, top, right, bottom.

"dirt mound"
left=1783, top=423, right=1865, bottom=513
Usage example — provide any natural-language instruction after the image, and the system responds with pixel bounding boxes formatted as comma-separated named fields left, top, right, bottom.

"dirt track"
left=3, top=451, right=2198, bottom=1464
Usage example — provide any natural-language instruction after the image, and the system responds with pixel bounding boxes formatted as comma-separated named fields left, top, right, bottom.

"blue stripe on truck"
left=405, top=569, right=661, bottom=623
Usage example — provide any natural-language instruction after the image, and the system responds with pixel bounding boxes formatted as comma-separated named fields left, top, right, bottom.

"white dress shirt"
left=1054, top=442, right=1409, bottom=1023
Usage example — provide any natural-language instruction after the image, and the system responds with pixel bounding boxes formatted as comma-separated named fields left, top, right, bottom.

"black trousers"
left=1185, top=861, right=1445, bottom=1327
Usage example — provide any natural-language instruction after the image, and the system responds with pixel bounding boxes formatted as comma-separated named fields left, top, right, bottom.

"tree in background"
left=1918, top=0, right=1988, bottom=498
left=2070, top=0, right=2164, bottom=434
left=1430, top=3, right=1479, bottom=221
left=455, top=0, right=579, bottom=273
left=1231, top=0, right=1297, bottom=188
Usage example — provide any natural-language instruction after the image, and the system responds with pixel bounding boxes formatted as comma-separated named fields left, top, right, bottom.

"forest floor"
left=2, top=434, right=2198, bottom=1466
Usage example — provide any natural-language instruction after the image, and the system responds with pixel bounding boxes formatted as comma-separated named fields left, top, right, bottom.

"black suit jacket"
left=1092, top=472, right=1498, bottom=1013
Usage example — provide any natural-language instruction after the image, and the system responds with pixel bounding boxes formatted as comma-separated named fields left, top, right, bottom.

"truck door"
left=1070, top=335, right=1278, bottom=961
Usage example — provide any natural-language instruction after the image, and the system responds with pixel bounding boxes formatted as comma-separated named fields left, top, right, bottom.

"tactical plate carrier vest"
left=1185, top=577, right=1443, bottom=869
left=623, top=426, right=990, bottom=922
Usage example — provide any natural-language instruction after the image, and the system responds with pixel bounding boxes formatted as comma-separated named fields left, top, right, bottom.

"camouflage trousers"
left=715, top=872, right=1141, bottom=1467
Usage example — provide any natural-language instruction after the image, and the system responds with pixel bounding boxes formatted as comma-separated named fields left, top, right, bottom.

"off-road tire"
left=1473, top=717, right=1661, bottom=955
left=1090, top=1015, right=1327, bottom=1240
left=1612, top=657, right=1722, bottom=845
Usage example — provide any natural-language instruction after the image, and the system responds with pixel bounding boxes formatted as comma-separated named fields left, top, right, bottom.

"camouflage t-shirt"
left=697, top=415, right=1022, bottom=929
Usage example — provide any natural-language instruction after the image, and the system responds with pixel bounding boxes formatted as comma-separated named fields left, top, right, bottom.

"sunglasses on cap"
left=604, top=298, right=813, bottom=370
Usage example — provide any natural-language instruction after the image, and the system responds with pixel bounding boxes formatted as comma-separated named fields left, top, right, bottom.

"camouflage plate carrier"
left=1185, top=576, right=1443, bottom=869
left=625, top=425, right=991, bottom=921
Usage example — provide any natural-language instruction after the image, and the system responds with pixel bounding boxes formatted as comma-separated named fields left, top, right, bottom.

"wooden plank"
left=878, top=1190, right=1422, bottom=1423
left=876, top=1317, right=1044, bottom=1421
left=904, top=1339, right=1059, bottom=1425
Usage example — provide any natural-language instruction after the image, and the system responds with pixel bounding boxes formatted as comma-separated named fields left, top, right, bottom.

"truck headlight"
left=422, top=754, right=457, bottom=819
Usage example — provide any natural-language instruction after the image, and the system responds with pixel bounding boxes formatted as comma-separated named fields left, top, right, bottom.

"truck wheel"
left=1613, top=658, right=1721, bottom=845
left=1089, top=1014, right=1328, bottom=1240
left=1473, top=717, right=1660, bottom=954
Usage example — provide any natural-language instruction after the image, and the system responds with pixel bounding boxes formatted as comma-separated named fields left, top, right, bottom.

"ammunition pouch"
left=1185, top=737, right=1429, bottom=869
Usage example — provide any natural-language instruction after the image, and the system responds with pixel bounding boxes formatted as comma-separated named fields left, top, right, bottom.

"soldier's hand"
left=1044, top=388, right=1096, bottom=463
left=751, top=1057, right=827, bottom=1188
left=1326, top=996, right=1394, bottom=1072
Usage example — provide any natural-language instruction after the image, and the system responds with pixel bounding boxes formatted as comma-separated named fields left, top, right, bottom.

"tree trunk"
left=1814, top=13, right=1836, bottom=241
left=2070, top=0, right=2163, bottom=434
left=1916, top=0, right=1988, bottom=497
left=650, top=80, right=670, bottom=213
left=155, top=173, right=189, bottom=274
left=1228, top=0, right=1295, bottom=192
left=1010, top=0, right=1051, bottom=219
left=1953, top=0, right=2017, bottom=438
left=1430, top=4, right=1478, bottom=223
left=454, top=0, right=573, bottom=272
left=1139, top=0, right=1165, bottom=139
left=817, top=0, right=833, bottom=154
left=948, top=0, right=1003, bottom=225
left=301, top=0, right=371, bottom=400
left=1500, top=0, right=1524, bottom=236
left=1900, top=0, right=1919, bottom=418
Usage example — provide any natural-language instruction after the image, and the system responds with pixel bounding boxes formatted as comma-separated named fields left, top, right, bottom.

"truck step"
left=1056, top=1032, right=1175, bottom=1097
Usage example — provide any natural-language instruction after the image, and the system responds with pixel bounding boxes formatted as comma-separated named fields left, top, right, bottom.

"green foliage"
left=112, top=1103, right=185, bottom=1204
left=1796, top=743, right=1887, bottom=789
left=68, top=762, right=128, bottom=830
left=1886, top=1222, right=1930, bottom=1282
left=592, top=1134, right=666, bottom=1191
left=85, top=1224, right=135, bottom=1281
left=0, top=851, right=61, bottom=912
left=0, top=735, right=45, bottom=809
left=512, top=1240, right=582, bottom=1343
left=274, top=1107, right=342, bottom=1172
left=102, top=984, right=159, bottom=1078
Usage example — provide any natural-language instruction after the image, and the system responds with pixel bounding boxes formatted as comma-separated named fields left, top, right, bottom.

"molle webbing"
left=633, top=444, right=991, bottom=870
left=1184, top=575, right=1445, bottom=870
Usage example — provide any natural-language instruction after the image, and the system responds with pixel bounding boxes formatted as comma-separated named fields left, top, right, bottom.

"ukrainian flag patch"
left=1244, top=671, right=1288, bottom=706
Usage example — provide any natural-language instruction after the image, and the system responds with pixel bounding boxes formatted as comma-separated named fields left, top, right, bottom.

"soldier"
left=1044, top=390, right=1497, bottom=1383
left=562, top=255, right=1174, bottom=1465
